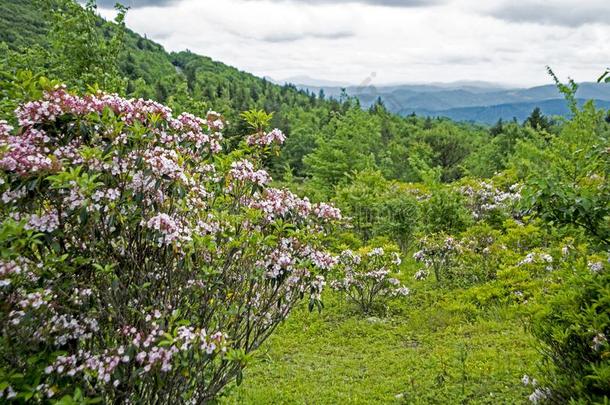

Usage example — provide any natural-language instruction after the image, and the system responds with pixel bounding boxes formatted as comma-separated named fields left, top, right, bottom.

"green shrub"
left=420, top=187, right=472, bottom=234
left=530, top=259, right=609, bottom=403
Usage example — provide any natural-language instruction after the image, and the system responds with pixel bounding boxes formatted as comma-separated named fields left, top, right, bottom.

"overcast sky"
left=96, top=0, right=610, bottom=87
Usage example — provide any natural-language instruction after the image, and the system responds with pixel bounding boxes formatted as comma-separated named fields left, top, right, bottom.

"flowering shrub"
left=515, top=250, right=555, bottom=277
left=0, top=86, right=341, bottom=402
left=413, top=234, right=462, bottom=283
left=330, top=246, right=409, bottom=314
left=453, top=224, right=503, bottom=284
left=459, top=181, right=521, bottom=223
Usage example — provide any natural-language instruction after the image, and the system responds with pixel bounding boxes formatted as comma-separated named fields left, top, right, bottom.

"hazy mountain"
left=290, top=80, right=610, bottom=123
left=409, top=98, right=610, bottom=124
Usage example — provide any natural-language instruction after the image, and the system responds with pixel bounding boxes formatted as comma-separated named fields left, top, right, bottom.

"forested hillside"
left=0, top=0, right=325, bottom=122
left=0, top=1, right=608, bottom=404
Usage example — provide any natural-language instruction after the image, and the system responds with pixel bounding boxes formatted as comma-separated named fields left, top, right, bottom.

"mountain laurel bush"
left=0, top=85, right=341, bottom=402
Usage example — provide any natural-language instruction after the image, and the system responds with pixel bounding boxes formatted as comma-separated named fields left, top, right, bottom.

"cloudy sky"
left=96, top=0, right=610, bottom=87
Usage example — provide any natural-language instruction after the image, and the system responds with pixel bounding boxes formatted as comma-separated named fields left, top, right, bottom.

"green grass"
left=221, top=275, right=539, bottom=404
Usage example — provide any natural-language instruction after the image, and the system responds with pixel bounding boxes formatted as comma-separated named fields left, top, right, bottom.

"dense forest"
left=0, top=0, right=608, bottom=403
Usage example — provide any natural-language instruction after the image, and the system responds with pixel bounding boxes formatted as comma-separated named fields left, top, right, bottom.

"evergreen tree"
left=490, top=118, right=504, bottom=136
left=524, top=107, right=551, bottom=131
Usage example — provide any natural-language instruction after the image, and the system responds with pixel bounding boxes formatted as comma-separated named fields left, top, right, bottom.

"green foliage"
left=523, top=107, right=552, bottom=132
left=334, top=169, right=420, bottom=251
left=465, top=123, right=535, bottom=178
left=517, top=100, right=610, bottom=247
left=532, top=260, right=610, bottom=403
left=420, top=187, right=472, bottom=234
left=303, top=109, right=381, bottom=197
left=420, top=122, right=475, bottom=182
left=20, top=0, right=129, bottom=93
left=0, top=0, right=47, bottom=50
left=0, top=58, right=59, bottom=121
left=240, top=109, right=274, bottom=132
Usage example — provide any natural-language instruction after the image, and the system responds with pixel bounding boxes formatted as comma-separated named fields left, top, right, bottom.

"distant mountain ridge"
left=410, top=98, right=610, bottom=124
left=291, top=80, right=610, bottom=123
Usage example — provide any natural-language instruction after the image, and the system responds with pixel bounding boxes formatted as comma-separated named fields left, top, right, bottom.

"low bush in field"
left=330, top=246, right=409, bottom=314
left=412, top=221, right=568, bottom=290
left=412, top=233, right=462, bottom=284
left=333, top=169, right=421, bottom=252
left=0, top=86, right=341, bottom=402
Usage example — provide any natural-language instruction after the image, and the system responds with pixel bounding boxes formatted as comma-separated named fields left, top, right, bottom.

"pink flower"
left=246, top=128, right=286, bottom=147
left=25, top=210, right=60, bottom=233
left=229, top=160, right=270, bottom=186
left=314, top=203, right=342, bottom=221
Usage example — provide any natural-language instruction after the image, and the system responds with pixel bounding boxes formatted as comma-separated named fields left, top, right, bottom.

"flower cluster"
left=246, top=128, right=286, bottom=147
left=521, top=375, right=551, bottom=403
left=314, top=202, right=343, bottom=221
left=528, top=388, right=552, bottom=404
left=16, top=86, right=172, bottom=127
left=25, top=209, right=60, bottom=233
left=256, top=237, right=337, bottom=282
left=0, top=258, right=37, bottom=287
left=145, top=213, right=192, bottom=247
left=248, top=188, right=342, bottom=225
left=250, top=188, right=312, bottom=221
left=42, top=315, right=224, bottom=388
left=2, top=86, right=223, bottom=180
left=521, top=375, right=551, bottom=404
left=0, top=385, right=16, bottom=399
left=591, top=332, right=607, bottom=352
left=460, top=181, right=521, bottom=220
left=0, top=125, right=54, bottom=175
left=588, top=261, right=604, bottom=274
left=330, top=247, right=409, bottom=313
left=1, top=187, right=27, bottom=204
left=517, top=251, right=554, bottom=271
left=413, top=269, right=428, bottom=281
left=229, top=159, right=271, bottom=187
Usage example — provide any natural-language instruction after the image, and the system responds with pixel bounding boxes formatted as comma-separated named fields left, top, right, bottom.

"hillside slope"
left=0, top=0, right=324, bottom=126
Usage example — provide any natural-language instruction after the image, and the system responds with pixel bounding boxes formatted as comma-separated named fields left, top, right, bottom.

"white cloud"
left=98, top=0, right=610, bottom=86
left=481, top=0, right=609, bottom=27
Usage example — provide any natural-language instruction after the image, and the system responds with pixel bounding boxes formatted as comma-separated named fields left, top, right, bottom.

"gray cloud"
left=253, top=0, right=443, bottom=7
left=488, top=1, right=609, bottom=27
left=102, top=0, right=610, bottom=86
left=261, top=30, right=354, bottom=42
left=94, top=0, right=181, bottom=9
